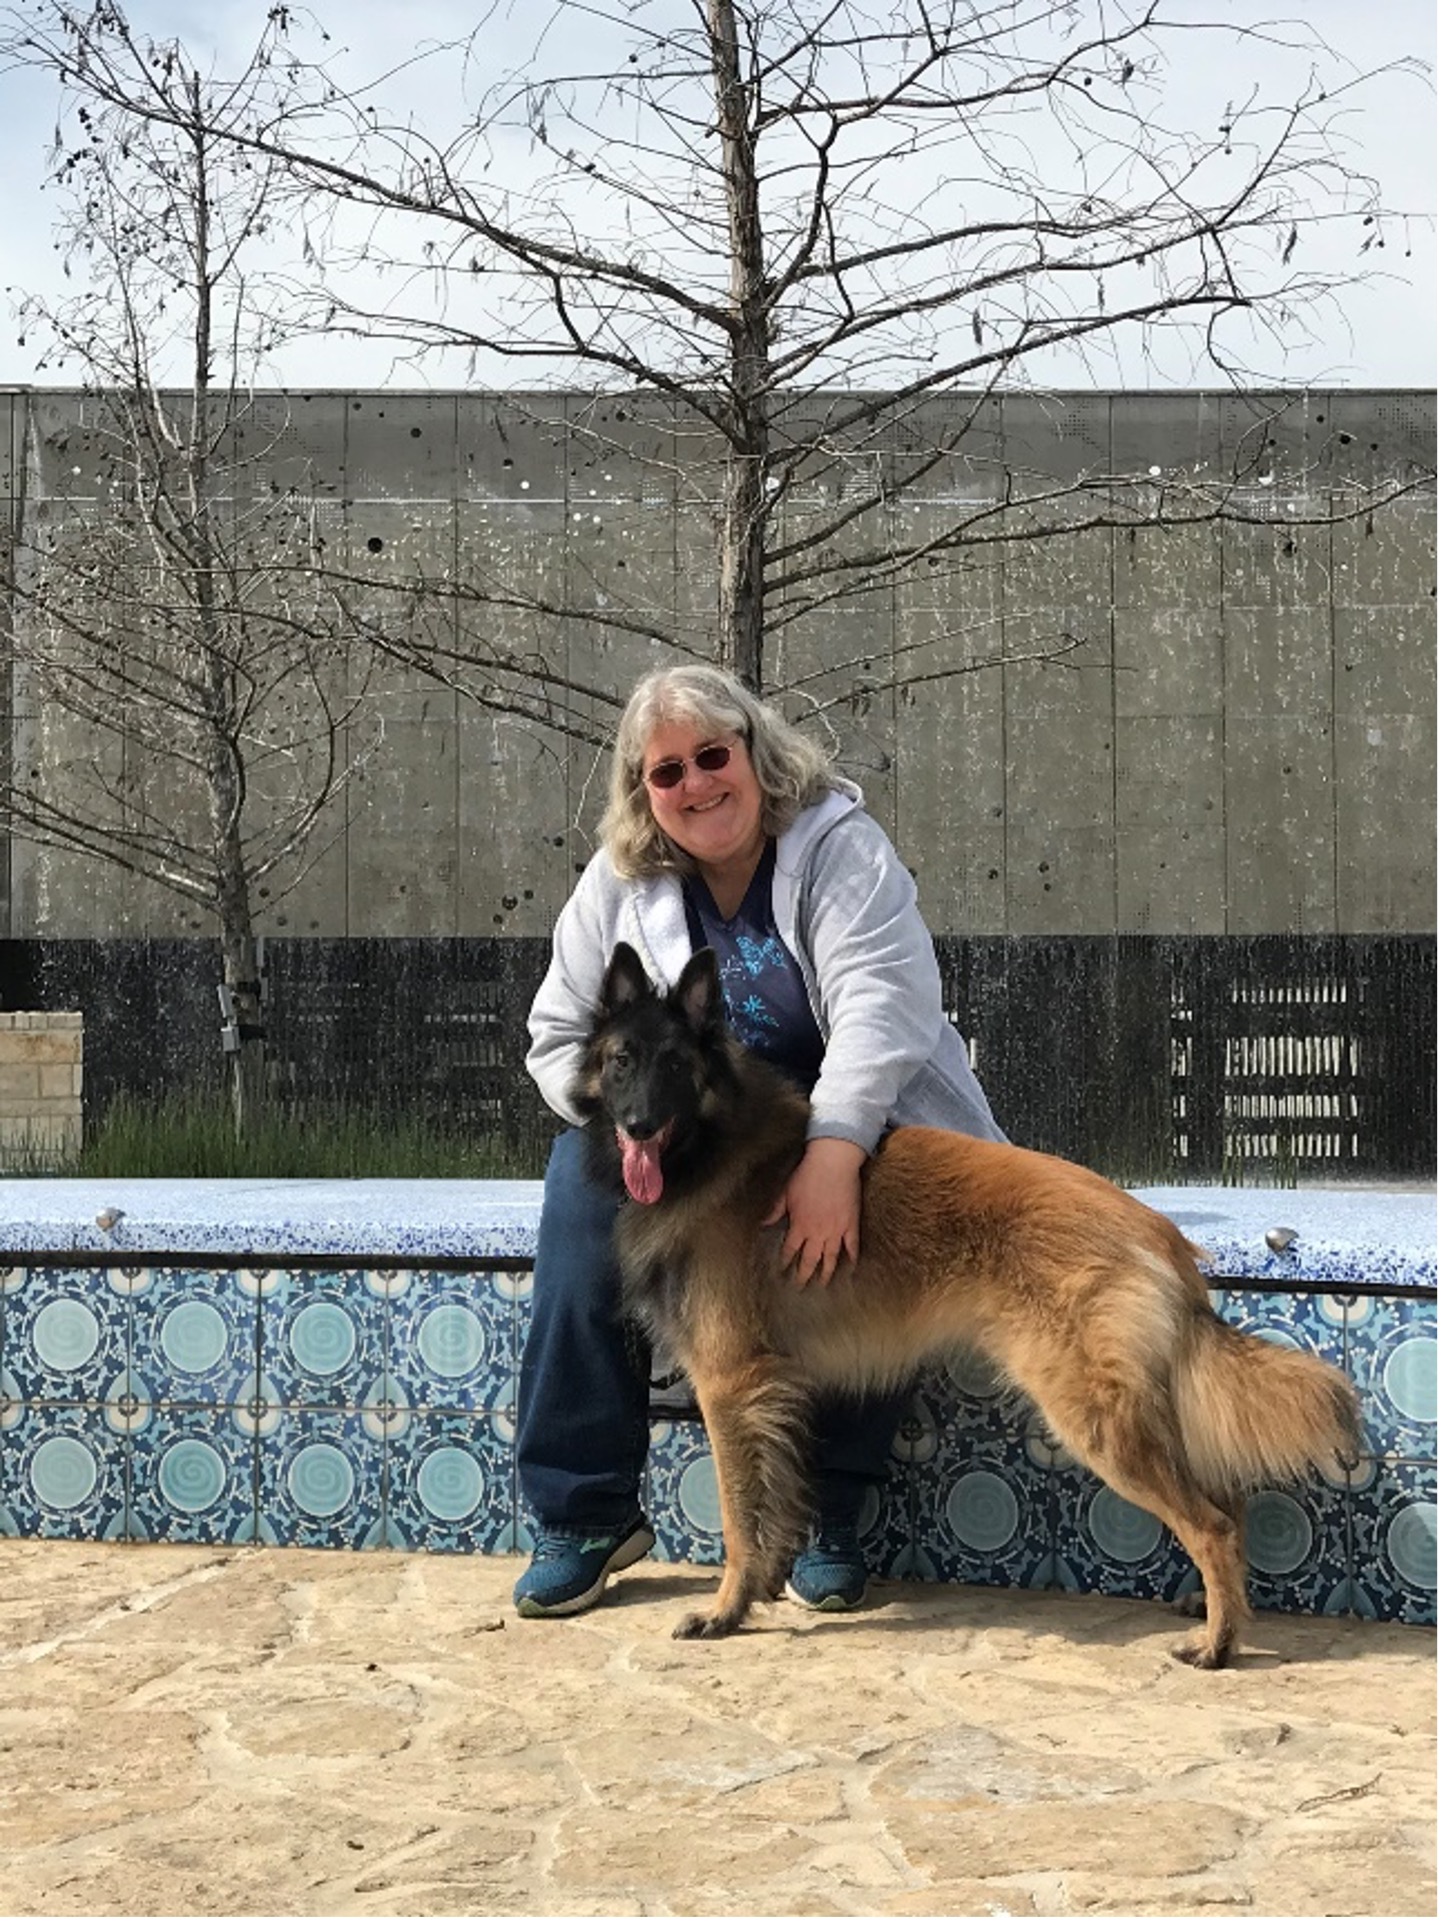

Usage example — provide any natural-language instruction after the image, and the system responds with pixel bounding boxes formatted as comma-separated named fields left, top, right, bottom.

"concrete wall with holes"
left=0, top=387, right=1434, bottom=940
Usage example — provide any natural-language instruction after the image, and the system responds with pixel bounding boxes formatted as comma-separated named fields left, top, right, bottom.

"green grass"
left=0, top=1090, right=546, bottom=1180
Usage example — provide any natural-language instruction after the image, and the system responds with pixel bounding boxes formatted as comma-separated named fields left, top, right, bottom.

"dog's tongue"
left=619, top=1128, right=666, bottom=1205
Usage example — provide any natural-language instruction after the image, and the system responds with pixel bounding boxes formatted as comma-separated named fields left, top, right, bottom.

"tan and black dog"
left=576, top=942, right=1360, bottom=1667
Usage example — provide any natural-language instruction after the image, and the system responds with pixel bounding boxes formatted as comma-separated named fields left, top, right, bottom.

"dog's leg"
left=673, top=1356, right=811, bottom=1641
left=1051, top=1390, right=1250, bottom=1669
left=1171, top=1492, right=1246, bottom=1627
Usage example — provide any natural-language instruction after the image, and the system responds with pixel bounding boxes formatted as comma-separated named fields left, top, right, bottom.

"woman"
left=514, top=663, right=1004, bottom=1618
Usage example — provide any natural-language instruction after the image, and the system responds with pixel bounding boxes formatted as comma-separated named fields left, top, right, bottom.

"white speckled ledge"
left=0, top=1178, right=546, bottom=1261
left=1130, top=1185, right=1436, bottom=1291
left=0, top=1178, right=1432, bottom=1288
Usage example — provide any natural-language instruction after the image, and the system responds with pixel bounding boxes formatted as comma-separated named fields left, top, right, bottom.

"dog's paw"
left=672, top=1609, right=738, bottom=1641
left=1171, top=1592, right=1207, bottom=1620
left=1170, top=1638, right=1231, bottom=1670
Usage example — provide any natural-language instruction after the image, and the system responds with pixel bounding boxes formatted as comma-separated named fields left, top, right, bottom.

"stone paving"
left=0, top=1540, right=1434, bottom=1917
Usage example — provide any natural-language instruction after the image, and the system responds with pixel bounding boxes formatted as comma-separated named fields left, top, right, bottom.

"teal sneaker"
left=513, top=1516, right=656, bottom=1618
left=785, top=1521, right=868, bottom=1611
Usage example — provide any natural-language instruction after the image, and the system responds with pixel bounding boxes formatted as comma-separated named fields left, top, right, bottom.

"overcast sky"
left=0, top=0, right=1433, bottom=391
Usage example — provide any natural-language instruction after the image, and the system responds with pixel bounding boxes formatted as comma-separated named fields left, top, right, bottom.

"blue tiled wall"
left=0, top=1262, right=1434, bottom=1626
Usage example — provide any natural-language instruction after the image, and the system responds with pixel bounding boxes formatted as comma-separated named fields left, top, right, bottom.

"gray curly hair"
left=599, top=664, right=838, bottom=878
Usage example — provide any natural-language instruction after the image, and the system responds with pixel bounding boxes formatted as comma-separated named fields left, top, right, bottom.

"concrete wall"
left=1, top=387, right=1434, bottom=939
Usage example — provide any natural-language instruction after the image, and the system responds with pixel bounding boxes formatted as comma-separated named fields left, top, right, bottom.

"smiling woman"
left=512, top=663, right=1006, bottom=1622
left=641, top=727, right=764, bottom=914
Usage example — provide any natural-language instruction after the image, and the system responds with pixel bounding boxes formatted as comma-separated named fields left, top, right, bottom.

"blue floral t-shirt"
left=682, top=841, right=825, bottom=1093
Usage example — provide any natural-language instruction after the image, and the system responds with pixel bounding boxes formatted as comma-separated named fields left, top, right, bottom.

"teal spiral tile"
left=257, top=1410, right=384, bottom=1548
left=416, top=1445, right=485, bottom=1522
left=32, top=1433, right=98, bottom=1507
left=130, top=1268, right=259, bottom=1409
left=289, top=1443, right=356, bottom=1517
left=1350, top=1460, right=1436, bottom=1625
left=1244, top=1478, right=1350, bottom=1616
left=33, top=1299, right=101, bottom=1373
left=159, top=1300, right=230, bottom=1374
left=1387, top=1501, right=1437, bottom=1591
left=1244, top=1490, right=1314, bottom=1575
left=1052, top=1461, right=1191, bottom=1604
left=291, top=1302, right=358, bottom=1374
left=5, top=1408, right=126, bottom=1541
left=946, top=1470, right=1020, bottom=1553
left=8, top=1271, right=127, bottom=1405
left=1350, top=1298, right=1436, bottom=1458
left=1087, top=1487, right=1164, bottom=1565
left=678, top=1453, right=721, bottom=1536
left=158, top=1438, right=228, bottom=1511
left=913, top=1430, right=1054, bottom=1589
left=389, top=1279, right=514, bottom=1413
left=261, top=1270, right=383, bottom=1412
left=385, top=1413, right=514, bottom=1552
left=1383, top=1339, right=1436, bottom=1427
left=128, top=1409, right=257, bottom=1543
left=416, top=1302, right=488, bottom=1379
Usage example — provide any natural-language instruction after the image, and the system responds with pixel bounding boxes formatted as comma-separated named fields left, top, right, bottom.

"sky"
left=0, top=0, right=1434, bottom=392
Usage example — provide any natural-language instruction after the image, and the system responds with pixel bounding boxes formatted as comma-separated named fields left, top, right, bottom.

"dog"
left=575, top=942, right=1361, bottom=1667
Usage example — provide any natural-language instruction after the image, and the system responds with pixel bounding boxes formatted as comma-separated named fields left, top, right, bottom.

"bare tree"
left=3, top=22, right=380, bottom=1132
left=3, top=1, right=1432, bottom=723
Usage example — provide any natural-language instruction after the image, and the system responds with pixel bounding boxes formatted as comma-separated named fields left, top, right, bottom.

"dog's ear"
left=600, top=942, right=653, bottom=1014
left=673, top=947, right=723, bottom=1034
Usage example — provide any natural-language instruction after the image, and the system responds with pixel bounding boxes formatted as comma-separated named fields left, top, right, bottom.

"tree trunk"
left=218, top=907, right=266, bottom=1142
left=709, top=0, right=770, bottom=693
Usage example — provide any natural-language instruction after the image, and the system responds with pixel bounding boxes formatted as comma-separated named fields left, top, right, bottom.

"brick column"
left=0, top=1013, right=83, bottom=1159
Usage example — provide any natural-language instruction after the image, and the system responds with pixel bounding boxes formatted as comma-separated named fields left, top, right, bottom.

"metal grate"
left=0, top=933, right=1431, bottom=1182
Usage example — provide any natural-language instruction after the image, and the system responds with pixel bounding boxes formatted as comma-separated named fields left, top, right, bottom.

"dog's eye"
left=610, top=1048, right=630, bottom=1069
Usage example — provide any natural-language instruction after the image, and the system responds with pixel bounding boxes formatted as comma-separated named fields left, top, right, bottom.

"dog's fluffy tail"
left=1174, top=1312, right=1362, bottom=1501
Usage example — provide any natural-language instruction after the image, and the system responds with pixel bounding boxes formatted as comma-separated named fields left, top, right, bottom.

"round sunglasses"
left=642, top=742, right=737, bottom=791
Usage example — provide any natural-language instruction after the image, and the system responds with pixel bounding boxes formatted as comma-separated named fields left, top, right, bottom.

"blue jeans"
left=515, top=1127, right=909, bottom=1531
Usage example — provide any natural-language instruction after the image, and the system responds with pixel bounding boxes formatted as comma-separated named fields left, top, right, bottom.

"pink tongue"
left=620, top=1130, right=666, bottom=1205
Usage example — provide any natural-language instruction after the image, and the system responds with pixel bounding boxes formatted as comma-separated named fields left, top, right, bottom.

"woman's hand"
left=763, top=1136, right=867, bottom=1286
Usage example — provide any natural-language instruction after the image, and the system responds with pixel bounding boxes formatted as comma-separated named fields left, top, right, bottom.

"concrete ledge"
left=0, top=1177, right=1433, bottom=1290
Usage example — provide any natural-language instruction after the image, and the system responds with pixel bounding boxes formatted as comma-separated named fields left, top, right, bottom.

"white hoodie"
left=526, top=780, right=1005, bottom=1153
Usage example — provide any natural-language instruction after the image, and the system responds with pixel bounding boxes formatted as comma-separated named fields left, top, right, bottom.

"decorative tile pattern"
left=912, top=1426, right=1056, bottom=1593
left=1243, top=1478, right=1353, bottom=1617
left=1048, top=1460, right=1194, bottom=1604
left=1346, top=1295, right=1437, bottom=1460
left=1349, top=1458, right=1437, bottom=1626
left=259, top=1268, right=384, bottom=1411
left=127, top=1406, right=258, bottom=1545
left=387, top=1272, right=516, bottom=1414
left=130, top=1267, right=259, bottom=1409
left=255, top=1408, right=387, bottom=1551
left=647, top=1418, right=723, bottom=1567
left=4, top=1269, right=129, bottom=1407
left=384, top=1411, right=515, bottom=1554
left=0, top=1402, right=129, bottom=1541
left=0, top=1201, right=1431, bottom=1632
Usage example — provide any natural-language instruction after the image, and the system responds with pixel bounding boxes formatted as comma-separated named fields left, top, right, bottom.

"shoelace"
left=807, top=1527, right=861, bottom=1559
left=533, top=1529, right=622, bottom=1559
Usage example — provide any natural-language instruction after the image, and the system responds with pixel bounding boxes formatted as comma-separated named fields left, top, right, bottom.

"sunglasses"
left=642, top=742, right=736, bottom=791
